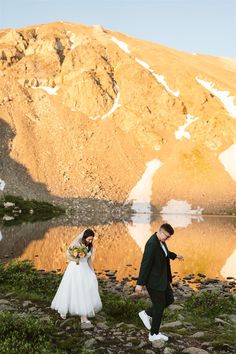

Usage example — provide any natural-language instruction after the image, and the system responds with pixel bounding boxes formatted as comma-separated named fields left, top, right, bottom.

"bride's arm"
left=88, top=257, right=94, bottom=272
left=66, top=248, right=79, bottom=263
left=66, top=233, right=83, bottom=263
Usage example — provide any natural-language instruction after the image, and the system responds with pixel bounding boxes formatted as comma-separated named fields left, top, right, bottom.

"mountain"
left=0, top=22, right=236, bottom=213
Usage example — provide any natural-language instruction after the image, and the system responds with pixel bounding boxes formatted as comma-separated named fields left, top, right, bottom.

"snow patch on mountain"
left=196, top=78, right=236, bottom=118
left=219, top=144, right=236, bottom=181
left=111, top=36, right=180, bottom=97
left=111, top=36, right=131, bottom=54
left=161, top=199, right=204, bottom=215
left=161, top=199, right=204, bottom=228
left=90, top=85, right=121, bottom=120
left=32, top=86, right=59, bottom=95
left=126, top=159, right=162, bottom=214
left=135, top=58, right=180, bottom=97
left=67, top=31, right=76, bottom=49
left=175, top=114, right=199, bottom=140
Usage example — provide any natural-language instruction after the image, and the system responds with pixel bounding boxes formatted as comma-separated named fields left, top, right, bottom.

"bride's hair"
left=83, top=229, right=95, bottom=238
left=82, top=229, right=95, bottom=251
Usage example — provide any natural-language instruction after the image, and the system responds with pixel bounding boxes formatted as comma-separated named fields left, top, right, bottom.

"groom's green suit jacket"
left=137, top=233, right=177, bottom=291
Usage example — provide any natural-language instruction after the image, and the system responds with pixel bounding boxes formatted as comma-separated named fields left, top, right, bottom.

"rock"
left=126, top=336, right=136, bottom=341
left=164, top=348, right=176, bottom=354
left=115, top=284, right=123, bottom=290
left=59, top=319, right=74, bottom=328
left=137, top=340, right=146, bottom=349
left=84, top=338, right=97, bottom=348
left=183, top=348, right=209, bottom=354
left=96, top=322, right=109, bottom=330
left=201, top=342, right=211, bottom=348
left=81, top=322, right=94, bottom=330
left=124, top=342, right=133, bottom=348
left=4, top=292, right=15, bottom=297
left=40, top=316, right=51, bottom=322
left=145, top=350, right=155, bottom=354
left=125, top=323, right=136, bottom=329
left=95, top=314, right=106, bottom=321
left=116, top=322, right=125, bottom=328
left=169, top=304, right=183, bottom=311
left=215, top=317, right=230, bottom=325
left=0, top=299, right=10, bottom=305
left=224, top=314, right=236, bottom=324
left=152, top=339, right=166, bottom=348
left=95, top=336, right=105, bottom=342
left=161, top=320, right=182, bottom=328
left=28, top=306, right=38, bottom=312
left=3, top=215, right=14, bottom=221
left=22, top=300, right=33, bottom=307
left=3, top=202, right=15, bottom=207
left=0, top=304, right=15, bottom=311
left=190, top=331, right=205, bottom=338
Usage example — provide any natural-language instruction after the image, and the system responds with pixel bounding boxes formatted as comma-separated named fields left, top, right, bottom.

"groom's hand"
left=135, top=285, right=143, bottom=293
left=176, top=255, right=184, bottom=261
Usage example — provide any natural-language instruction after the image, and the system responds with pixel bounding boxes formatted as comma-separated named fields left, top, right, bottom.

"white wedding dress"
left=51, top=236, right=102, bottom=318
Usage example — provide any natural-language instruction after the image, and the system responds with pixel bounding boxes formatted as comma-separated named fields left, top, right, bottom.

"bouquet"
left=68, top=244, right=88, bottom=260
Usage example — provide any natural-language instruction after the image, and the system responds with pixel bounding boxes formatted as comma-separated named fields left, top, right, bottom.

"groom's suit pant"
left=145, top=283, right=174, bottom=335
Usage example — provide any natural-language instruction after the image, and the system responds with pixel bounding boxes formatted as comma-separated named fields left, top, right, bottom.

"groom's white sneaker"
left=148, top=332, right=169, bottom=342
left=138, top=310, right=151, bottom=330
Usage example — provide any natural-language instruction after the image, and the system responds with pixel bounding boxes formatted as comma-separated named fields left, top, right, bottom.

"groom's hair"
left=83, top=229, right=95, bottom=238
left=160, top=223, right=174, bottom=236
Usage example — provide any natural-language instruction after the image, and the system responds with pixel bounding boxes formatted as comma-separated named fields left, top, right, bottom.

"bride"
left=51, top=229, right=102, bottom=326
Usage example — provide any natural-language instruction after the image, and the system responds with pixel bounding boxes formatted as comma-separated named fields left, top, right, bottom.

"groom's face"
left=158, top=228, right=171, bottom=242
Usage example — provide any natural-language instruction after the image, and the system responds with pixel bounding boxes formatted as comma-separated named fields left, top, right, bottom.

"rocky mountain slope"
left=0, top=22, right=236, bottom=213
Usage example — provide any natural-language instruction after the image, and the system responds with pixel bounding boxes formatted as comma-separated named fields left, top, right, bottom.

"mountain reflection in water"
left=0, top=215, right=235, bottom=281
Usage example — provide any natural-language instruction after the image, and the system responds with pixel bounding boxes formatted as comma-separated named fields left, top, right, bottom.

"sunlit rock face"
left=0, top=22, right=236, bottom=212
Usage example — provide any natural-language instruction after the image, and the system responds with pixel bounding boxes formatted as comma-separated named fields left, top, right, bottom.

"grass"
left=184, top=290, right=235, bottom=319
left=0, top=260, right=62, bottom=302
left=0, top=195, right=64, bottom=225
left=0, top=312, right=57, bottom=354
left=227, top=210, right=236, bottom=215
left=101, top=290, right=147, bottom=326
left=182, top=291, right=236, bottom=348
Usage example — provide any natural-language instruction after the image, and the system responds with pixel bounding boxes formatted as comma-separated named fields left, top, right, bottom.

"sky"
left=0, top=0, right=235, bottom=59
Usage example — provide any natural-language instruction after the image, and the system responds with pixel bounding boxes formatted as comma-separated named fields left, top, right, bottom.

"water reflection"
left=0, top=215, right=236, bottom=281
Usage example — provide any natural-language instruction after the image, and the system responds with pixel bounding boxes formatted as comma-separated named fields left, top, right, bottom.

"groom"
left=135, top=223, right=184, bottom=342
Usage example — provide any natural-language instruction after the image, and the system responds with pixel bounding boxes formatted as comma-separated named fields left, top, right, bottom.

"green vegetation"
left=184, top=290, right=235, bottom=318
left=0, top=260, right=62, bottom=302
left=0, top=312, right=56, bottom=354
left=101, top=291, right=145, bottom=325
left=0, top=195, right=64, bottom=225
left=227, top=210, right=236, bottom=215
left=183, top=291, right=236, bottom=349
